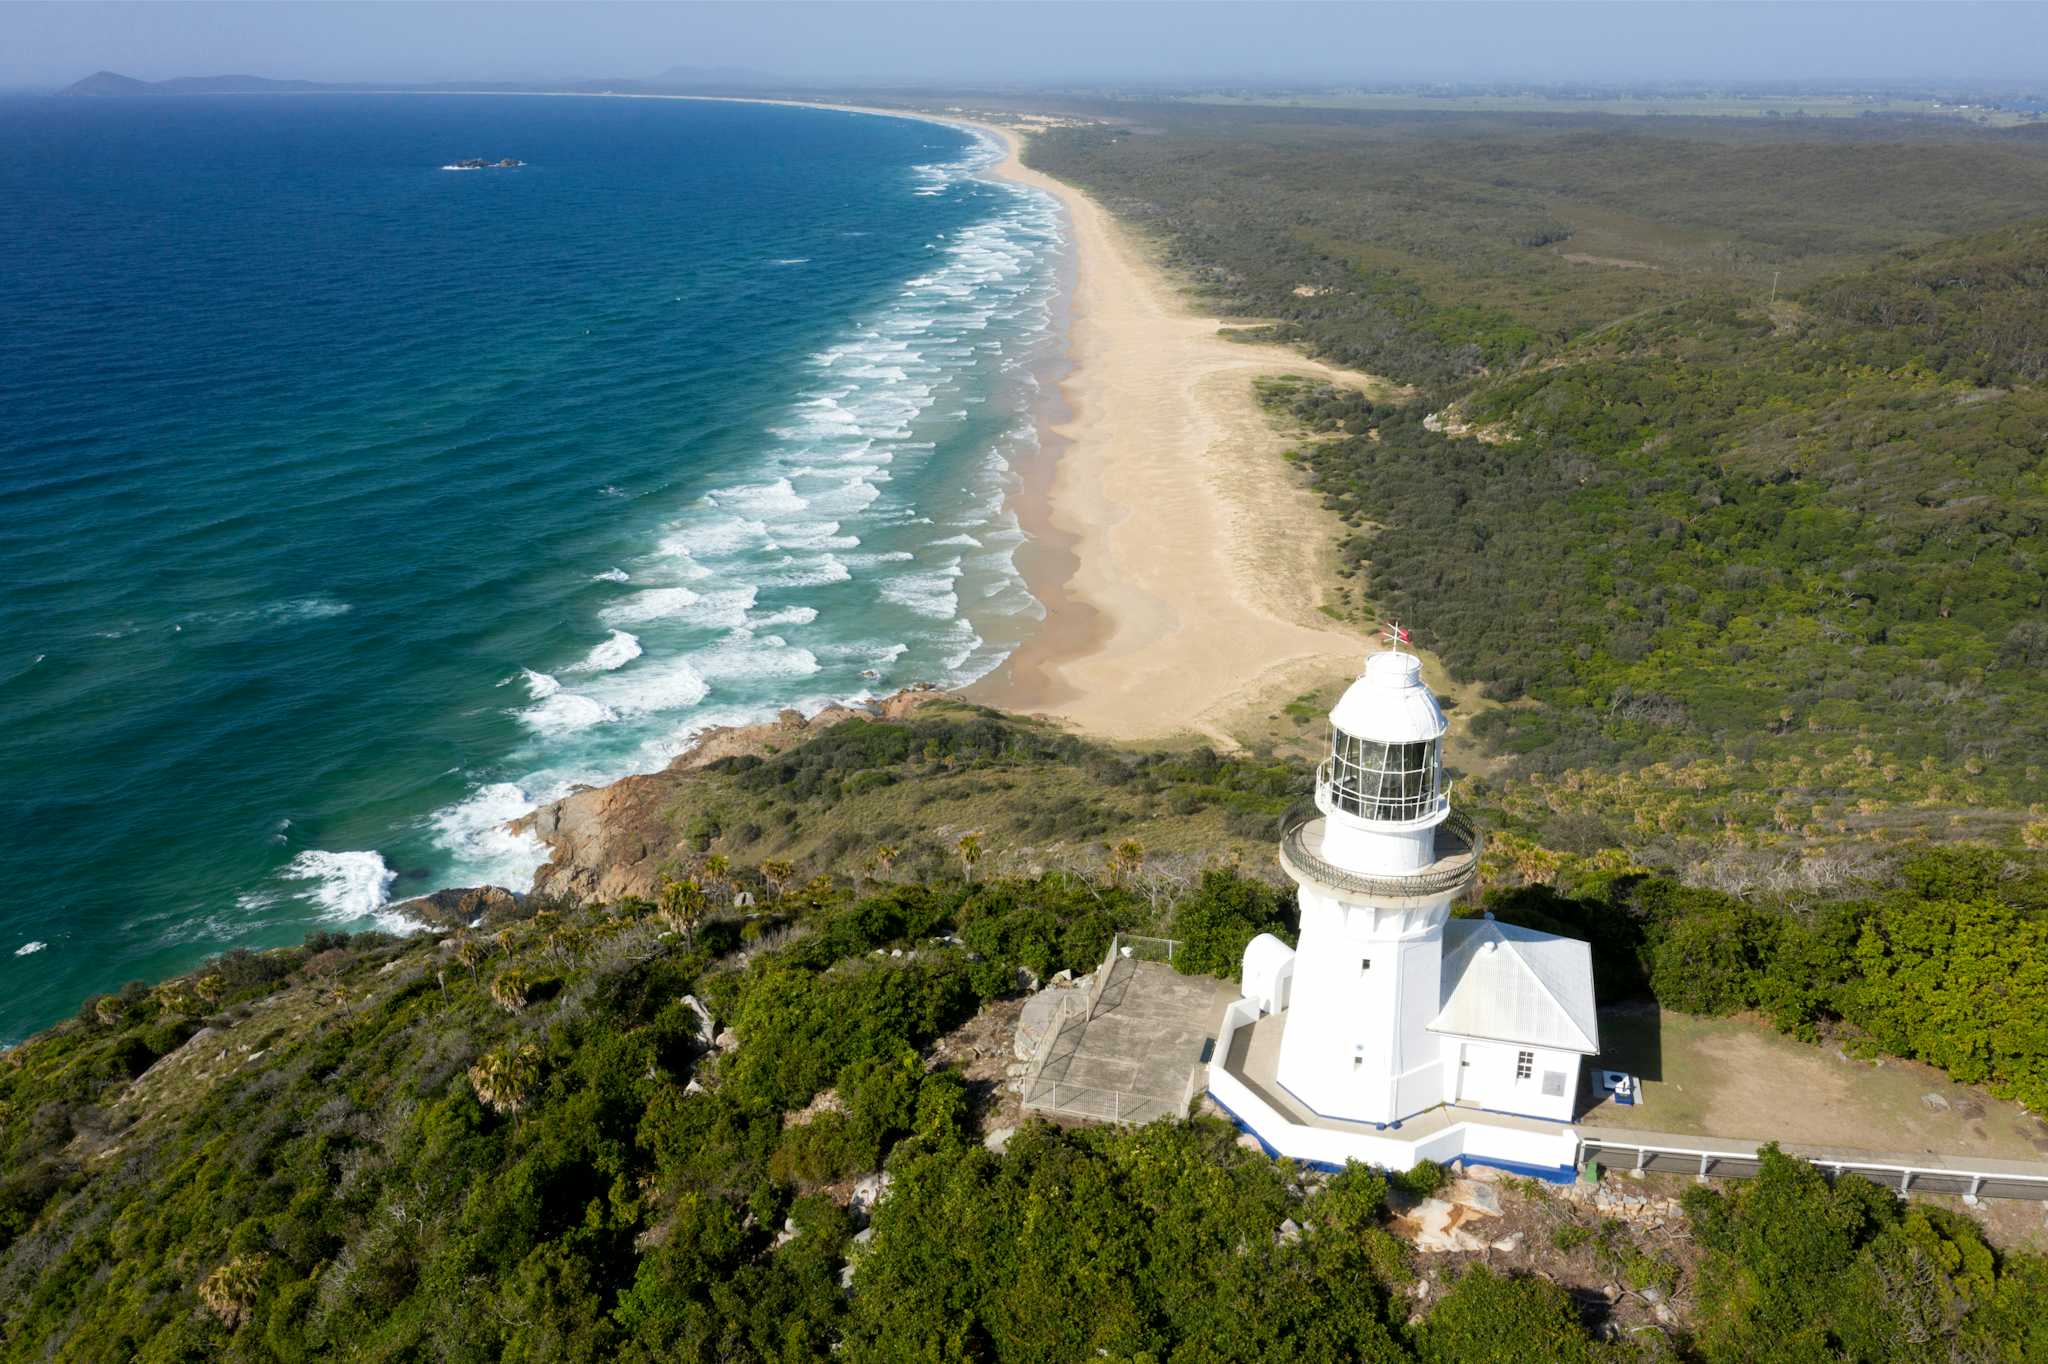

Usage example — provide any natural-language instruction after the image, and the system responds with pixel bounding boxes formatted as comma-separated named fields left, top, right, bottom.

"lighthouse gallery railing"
left=1277, top=803, right=1481, bottom=900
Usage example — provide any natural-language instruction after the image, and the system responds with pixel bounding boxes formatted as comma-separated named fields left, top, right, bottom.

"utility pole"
left=1769, top=269, right=1780, bottom=305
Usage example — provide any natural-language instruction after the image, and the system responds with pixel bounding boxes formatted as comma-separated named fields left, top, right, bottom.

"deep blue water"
left=0, top=94, right=1061, bottom=1043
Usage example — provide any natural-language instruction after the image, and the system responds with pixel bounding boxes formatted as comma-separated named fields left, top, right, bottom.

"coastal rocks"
left=1397, top=1179, right=1505, bottom=1254
left=1011, top=971, right=1095, bottom=1061
left=679, top=994, right=716, bottom=1044
left=1561, top=1179, right=1684, bottom=1229
left=515, top=688, right=943, bottom=904
left=387, top=885, right=524, bottom=930
left=850, top=1172, right=893, bottom=1219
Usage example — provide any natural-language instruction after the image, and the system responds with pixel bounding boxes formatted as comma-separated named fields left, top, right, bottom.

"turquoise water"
left=0, top=94, right=1062, bottom=1043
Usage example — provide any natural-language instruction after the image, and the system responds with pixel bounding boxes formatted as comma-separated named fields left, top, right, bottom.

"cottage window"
left=1515, top=1050, right=1534, bottom=1081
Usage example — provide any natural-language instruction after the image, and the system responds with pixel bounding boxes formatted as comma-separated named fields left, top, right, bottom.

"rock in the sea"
left=386, top=885, right=524, bottom=930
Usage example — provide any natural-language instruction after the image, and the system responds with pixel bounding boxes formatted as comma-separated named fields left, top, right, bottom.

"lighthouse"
left=1238, top=630, right=1599, bottom=1130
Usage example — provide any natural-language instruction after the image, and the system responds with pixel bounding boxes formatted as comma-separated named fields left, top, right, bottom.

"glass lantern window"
left=1327, top=728, right=1440, bottom=821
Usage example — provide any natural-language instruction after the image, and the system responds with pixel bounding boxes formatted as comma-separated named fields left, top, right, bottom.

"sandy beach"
left=938, top=119, right=1389, bottom=746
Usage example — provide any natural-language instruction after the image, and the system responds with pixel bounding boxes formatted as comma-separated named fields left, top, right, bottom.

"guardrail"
left=1578, top=1135, right=2048, bottom=1203
left=1277, top=804, right=1480, bottom=900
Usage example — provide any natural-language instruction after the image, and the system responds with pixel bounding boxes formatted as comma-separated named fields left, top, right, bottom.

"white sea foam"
left=283, top=850, right=397, bottom=923
left=519, top=690, right=618, bottom=737
left=14, top=941, right=46, bottom=957
left=879, top=559, right=964, bottom=620
left=567, top=629, right=642, bottom=673
left=417, top=129, right=1061, bottom=908
left=429, top=782, right=552, bottom=893
left=593, top=567, right=631, bottom=583
left=586, top=656, right=710, bottom=715
left=600, top=587, right=701, bottom=625
left=748, top=605, right=820, bottom=628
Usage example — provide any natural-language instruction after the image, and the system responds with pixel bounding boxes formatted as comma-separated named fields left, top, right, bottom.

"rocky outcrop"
left=385, top=885, right=524, bottom=931
left=514, top=688, right=943, bottom=905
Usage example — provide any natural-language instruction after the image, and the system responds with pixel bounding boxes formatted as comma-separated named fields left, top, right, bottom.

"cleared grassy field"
left=1585, top=1005, right=2048, bottom=1161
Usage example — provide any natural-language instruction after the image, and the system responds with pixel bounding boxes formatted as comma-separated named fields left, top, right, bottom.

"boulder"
left=1275, top=1219, right=1302, bottom=1246
left=1405, top=1198, right=1491, bottom=1254
left=984, top=1126, right=1016, bottom=1155
left=850, top=1172, right=894, bottom=1218
left=1491, top=1232, right=1524, bottom=1254
left=1443, top=1179, right=1502, bottom=1218
left=386, top=885, right=524, bottom=930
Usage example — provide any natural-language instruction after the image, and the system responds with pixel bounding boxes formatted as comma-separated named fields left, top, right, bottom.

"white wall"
left=1275, top=883, right=1452, bottom=1124
left=1447, top=1037, right=1582, bottom=1123
left=1208, top=1000, right=1580, bottom=1177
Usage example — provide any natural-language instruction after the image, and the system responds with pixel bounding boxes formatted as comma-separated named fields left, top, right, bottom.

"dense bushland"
left=4, top=806, right=2047, bottom=1360
left=1031, top=107, right=2048, bottom=849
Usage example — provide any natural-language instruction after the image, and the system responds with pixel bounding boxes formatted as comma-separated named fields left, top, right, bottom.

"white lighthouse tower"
left=1212, top=630, right=1601, bottom=1170
left=1271, top=634, right=1470, bottom=1125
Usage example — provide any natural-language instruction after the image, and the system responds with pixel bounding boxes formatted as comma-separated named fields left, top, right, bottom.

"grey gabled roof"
left=1428, top=916, right=1600, bottom=1055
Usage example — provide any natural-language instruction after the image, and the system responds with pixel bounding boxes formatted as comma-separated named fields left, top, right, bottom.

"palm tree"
left=150, top=982, right=190, bottom=1016
left=760, top=860, right=795, bottom=900
left=656, top=876, right=708, bottom=947
left=956, top=831, right=985, bottom=883
left=700, top=853, right=732, bottom=904
left=193, top=974, right=225, bottom=1007
left=870, top=845, right=902, bottom=878
left=468, top=1042, right=542, bottom=1118
left=453, top=934, right=489, bottom=986
left=1109, top=838, right=1146, bottom=883
left=489, top=969, right=532, bottom=1014
left=199, top=1254, right=268, bottom=1328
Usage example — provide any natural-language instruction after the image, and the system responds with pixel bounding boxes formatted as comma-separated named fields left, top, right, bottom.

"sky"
left=4, top=1, right=2047, bottom=93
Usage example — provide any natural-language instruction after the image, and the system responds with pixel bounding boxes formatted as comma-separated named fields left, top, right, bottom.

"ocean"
left=0, top=93, right=1063, bottom=1044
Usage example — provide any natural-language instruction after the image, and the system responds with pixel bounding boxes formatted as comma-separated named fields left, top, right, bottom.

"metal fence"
left=1278, top=804, right=1480, bottom=900
left=1020, top=937, right=1193, bottom=1126
left=1579, top=1136, right=2048, bottom=1203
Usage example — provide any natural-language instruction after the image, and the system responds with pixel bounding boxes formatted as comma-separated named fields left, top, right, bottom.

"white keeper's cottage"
left=1210, top=642, right=1600, bottom=1177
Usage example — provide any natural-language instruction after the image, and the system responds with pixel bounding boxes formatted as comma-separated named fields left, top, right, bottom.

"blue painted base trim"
left=1450, top=1154, right=1578, bottom=1185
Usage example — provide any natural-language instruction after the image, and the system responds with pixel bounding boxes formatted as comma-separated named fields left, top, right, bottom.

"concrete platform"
left=1021, top=956, right=1241, bottom=1126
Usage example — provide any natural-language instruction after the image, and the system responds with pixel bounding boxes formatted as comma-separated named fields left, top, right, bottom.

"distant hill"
left=56, top=67, right=789, bottom=98
left=59, top=70, right=350, bottom=97
left=55, top=70, right=155, bottom=96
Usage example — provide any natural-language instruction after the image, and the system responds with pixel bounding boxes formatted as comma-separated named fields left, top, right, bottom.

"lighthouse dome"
left=1320, top=649, right=1449, bottom=829
left=1329, top=650, right=1446, bottom=743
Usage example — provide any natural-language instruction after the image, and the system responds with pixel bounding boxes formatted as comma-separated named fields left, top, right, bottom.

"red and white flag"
left=1383, top=622, right=1411, bottom=645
